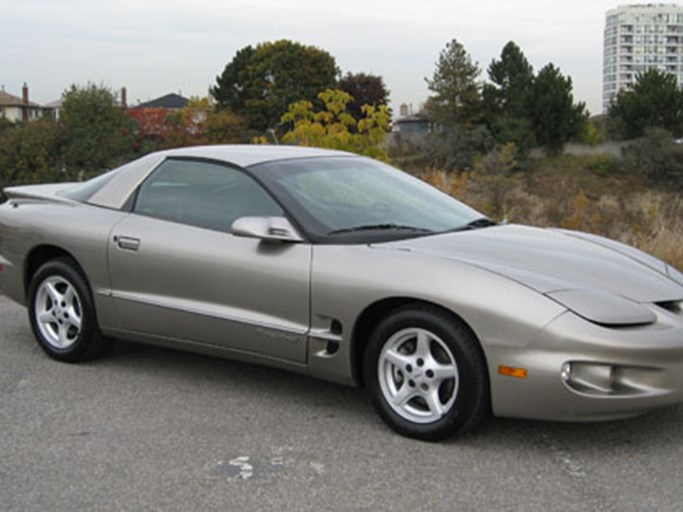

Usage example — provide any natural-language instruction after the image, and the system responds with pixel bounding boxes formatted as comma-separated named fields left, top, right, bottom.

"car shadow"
left=95, top=338, right=683, bottom=446
left=96, top=337, right=372, bottom=415
left=454, top=402, right=683, bottom=451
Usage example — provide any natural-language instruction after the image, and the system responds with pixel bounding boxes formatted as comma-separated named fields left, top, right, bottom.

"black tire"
left=27, top=258, right=109, bottom=362
left=363, top=305, right=489, bottom=441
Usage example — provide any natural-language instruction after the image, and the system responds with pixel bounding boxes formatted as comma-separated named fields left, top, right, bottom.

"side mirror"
left=231, top=216, right=304, bottom=243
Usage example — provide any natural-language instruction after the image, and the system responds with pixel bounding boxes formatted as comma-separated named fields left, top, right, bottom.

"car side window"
left=134, top=159, right=283, bottom=231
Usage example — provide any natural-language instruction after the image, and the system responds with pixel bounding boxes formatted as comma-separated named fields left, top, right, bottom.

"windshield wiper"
left=327, top=224, right=433, bottom=236
left=447, top=217, right=498, bottom=233
left=466, top=217, right=498, bottom=228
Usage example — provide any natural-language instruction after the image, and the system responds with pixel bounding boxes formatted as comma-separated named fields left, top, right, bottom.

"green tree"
left=212, top=45, right=255, bottom=115
left=213, top=40, right=338, bottom=133
left=279, top=89, right=391, bottom=161
left=0, top=119, right=64, bottom=193
left=527, top=64, right=588, bottom=154
left=60, top=83, right=134, bottom=175
left=484, top=41, right=534, bottom=118
left=608, top=69, right=683, bottom=139
left=482, top=41, right=536, bottom=153
left=203, top=109, right=248, bottom=144
left=425, top=39, right=482, bottom=126
left=338, top=72, right=390, bottom=121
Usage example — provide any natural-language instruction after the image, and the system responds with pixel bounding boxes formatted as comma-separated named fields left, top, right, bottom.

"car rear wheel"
left=364, top=305, right=489, bottom=441
left=28, top=258, right=108, bottom=362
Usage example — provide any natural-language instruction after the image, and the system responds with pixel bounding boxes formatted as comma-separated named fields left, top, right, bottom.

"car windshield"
left=250, top=156, right=485, bottom=243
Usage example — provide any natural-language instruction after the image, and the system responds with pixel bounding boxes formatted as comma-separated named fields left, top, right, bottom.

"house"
left=0, top=84, right=50, bottom=122
left=129, top=92, right=206, bottom=135
left=392, top=115, right=433, bottom=135
left=391, top=103, right=434, bottom=135
left=135, top=93, right=189, bottom=110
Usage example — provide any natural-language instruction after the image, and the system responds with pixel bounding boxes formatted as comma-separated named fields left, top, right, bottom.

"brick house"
left=0, top=84, right=50, bottom=122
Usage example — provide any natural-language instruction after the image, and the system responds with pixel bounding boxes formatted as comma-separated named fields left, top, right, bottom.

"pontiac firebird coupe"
left=1, top=145, right=683, bottom=440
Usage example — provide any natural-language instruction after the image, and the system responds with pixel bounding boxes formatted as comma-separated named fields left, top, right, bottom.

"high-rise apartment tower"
left=603, top=3, right=683, bottom=112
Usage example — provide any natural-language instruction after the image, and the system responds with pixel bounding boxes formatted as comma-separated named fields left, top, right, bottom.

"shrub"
left=620, top=128, right=683, bottom=189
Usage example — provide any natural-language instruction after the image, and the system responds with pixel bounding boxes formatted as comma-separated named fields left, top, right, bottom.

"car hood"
left=373, top=224, right=683, bottom=303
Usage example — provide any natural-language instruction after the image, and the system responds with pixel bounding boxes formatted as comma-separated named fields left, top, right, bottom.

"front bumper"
left=489, top=305, right=683, bottom=422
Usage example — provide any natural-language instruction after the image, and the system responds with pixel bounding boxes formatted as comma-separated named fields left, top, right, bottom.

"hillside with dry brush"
left=418, top=151, right=683, bottom=271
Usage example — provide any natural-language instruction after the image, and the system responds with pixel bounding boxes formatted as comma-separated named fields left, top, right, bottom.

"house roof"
left=45, top=98, right=63, bottom=109
left=135, top=93, right=189, bottom=109
left=0, top=90, right=44, bottom=108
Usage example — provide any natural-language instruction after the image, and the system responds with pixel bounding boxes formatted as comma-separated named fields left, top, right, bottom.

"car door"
left=107, top=157, right=311, bottom=363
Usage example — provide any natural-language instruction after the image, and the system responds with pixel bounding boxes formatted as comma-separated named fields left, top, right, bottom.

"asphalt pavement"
left=1, top=295, right=682, bottom=511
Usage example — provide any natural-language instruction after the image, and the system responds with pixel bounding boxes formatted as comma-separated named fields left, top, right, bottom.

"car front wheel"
left=28, top=258, right=108, bottom=362
left=364, top=306, right=489, bottom=441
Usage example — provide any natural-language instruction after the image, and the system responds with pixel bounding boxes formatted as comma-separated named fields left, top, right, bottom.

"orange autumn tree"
left=127, top=99, right=247, bottom=154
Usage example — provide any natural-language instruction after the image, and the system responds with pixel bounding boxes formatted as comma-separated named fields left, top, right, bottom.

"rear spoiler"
left=3, top=183, right=78, bottom=205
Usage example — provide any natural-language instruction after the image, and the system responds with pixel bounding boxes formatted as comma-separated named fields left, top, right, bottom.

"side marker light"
left=498, top=365, right=527, bottom=379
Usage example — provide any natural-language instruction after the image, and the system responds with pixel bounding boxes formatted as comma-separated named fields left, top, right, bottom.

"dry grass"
left=635, top=200, right=683, bottom=271
left=420, top=162, right=683, bottom=271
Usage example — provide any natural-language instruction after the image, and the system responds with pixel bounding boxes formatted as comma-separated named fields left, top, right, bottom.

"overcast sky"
left=0, top=0, right=645, bottom=115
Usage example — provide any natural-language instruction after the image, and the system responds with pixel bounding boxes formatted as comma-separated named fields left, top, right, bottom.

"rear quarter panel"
left=0, top=200, right=126, bottom=328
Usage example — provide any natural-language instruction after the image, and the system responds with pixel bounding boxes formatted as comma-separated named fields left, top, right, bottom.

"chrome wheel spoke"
left=414, top=331, right=431, bottom=358
left=432, top=364, right=458, bottom=385
left=45, top=281, right=62, bottom=304
left=423, top=389, right=445, bottom=417
left=382, top=348, right=413, bottom=369
left=63, top=285, right=75, bottom=305
left=67, top=310, right=82, bottom=330
left=391, top=383, right=417, bottom=408
left=38, top=311, right=54, bottom=324
left=58, top=322, right=71, bottom=347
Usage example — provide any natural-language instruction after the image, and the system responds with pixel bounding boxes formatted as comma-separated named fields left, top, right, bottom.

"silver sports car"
left=1, top=145, right=683, bottom=440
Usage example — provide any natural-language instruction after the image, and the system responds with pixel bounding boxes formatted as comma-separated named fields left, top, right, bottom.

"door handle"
left=114, top=235, right=141, bottom=251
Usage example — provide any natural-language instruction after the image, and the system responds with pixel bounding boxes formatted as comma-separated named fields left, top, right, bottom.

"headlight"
left=546, top=289, right=656, bottom=326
